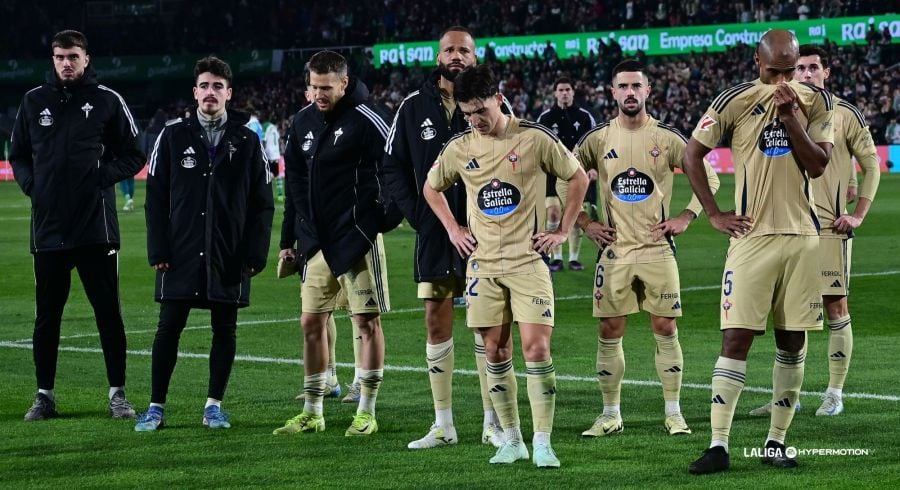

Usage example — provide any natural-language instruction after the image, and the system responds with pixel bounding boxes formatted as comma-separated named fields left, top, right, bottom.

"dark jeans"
left=33, top=245, right=127, bottom=390
left=150, top=301, right=238, bottom=404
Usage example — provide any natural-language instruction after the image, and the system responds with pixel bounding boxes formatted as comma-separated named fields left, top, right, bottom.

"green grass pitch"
left=1, top=176, right=898, bottom=488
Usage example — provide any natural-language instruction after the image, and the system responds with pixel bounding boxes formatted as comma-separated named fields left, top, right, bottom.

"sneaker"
left=295, top=381, right=343, bottom=401
left=24, top=393, right=58, bottom=421
left=581, top=413, right=623, bottom=437
left=664, top=413, right=692, bottom=435
left=341, top=382, right=361, bottom=403
left=688, top=446, right=730, bottom=474
left=134, top=407, right=165, bottom=432
left=407, top=423, right=458, bottom=449
left=489, top=439, right=529, bottom=464
left=345, top=411, right=378, bottom=436
left=123, top=198, right=134, bottom=211
left=532, top=442, right=561, bottom=468
left=202, top=405, right=231, bottom=429
left=548, top=259, right=564, bottom=272
left=273, top=411, right=325, bottom=435
left=749, top=399, right=802, bottom=416
left=815, top=392, right=844, bottom=416
left=108, top=390, right=136, bottom=418
left=568, top=260, right=584, bottom=271
left=481, top=423, right=506, bottom=448
left=761, top=440, right=798, bottom=468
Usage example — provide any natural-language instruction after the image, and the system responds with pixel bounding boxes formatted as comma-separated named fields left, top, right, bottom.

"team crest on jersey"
left=478, top=178, right=521, bottom=216
left=39, top=108, right=53, bottom=126
left=611, top=167, right=654, bottom=203
left=181, top=156, right=197, bottom=168
left=506, top=150, right=519, bottom=170
left=758, top=120, right=792, bottom=157
left=421, top=127, right=436, bottom=140
left=649, top=146, right=660, bottom=158
left=698, top=115, right=716, bottom=131
left=606, top=249, right=615, bottom=259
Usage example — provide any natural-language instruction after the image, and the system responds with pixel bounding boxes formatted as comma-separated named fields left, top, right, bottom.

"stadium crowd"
left=219, top=39, right=899, bottom=148
left=0, top=0, right=890, bottom=58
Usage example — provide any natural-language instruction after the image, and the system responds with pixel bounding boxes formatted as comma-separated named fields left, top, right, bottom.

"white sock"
left=710, top=440, right=728, bottom=452
left=533, top=431, right=551, bottom=446
left=149, top=402, right=165, bottom=411
left=766, top=436, right=785, bottom=445
left=109, top=386, right=124, bottom=400
left=483, top=409, right=499, bottom=427
left=436, top=408, right=454, bottom=427
left=205, top=398, right=221, bottom=409
left=353, top=368, right=362, bottom=385
left=825, top=387, right=843, bottom=397
left=603, top=404, right=620, bottom=417
left=38, top=389, right=54, bottom=402
left=358, top=396, right=375, bottom=416
left=553, top=250, right=563, bottom=260
left=504, top=425, right=523, bottom=442
left=665, top=400, right=681, bottom=416
left=568, top=252, right=579, bottom=262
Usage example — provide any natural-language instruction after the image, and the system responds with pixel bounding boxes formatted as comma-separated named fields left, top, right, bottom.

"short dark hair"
left=553, top=77, right=574, bottom=91
left=453, top=64, right=498, bottom=103
left=194, top=56, right=233, bottom=86
left=612, top=59, right=646, bottom=82
left=799, top=44, right=830, bottom=67
left=308, top=50, right=347, bottom=77
left=51, top=30, right=88, bottom=52
left=440, top=25, right=474, bottom=40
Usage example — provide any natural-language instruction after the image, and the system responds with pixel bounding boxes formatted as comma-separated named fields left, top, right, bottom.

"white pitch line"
left=13, top=269, right=897, bottom=344
left=0, top=340, right=898, bottom=402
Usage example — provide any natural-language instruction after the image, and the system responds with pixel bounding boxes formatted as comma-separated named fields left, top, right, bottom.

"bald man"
left=683, top=30, right=834, bottom=474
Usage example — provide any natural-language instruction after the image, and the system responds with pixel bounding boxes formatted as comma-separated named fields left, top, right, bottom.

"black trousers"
left=33, top=245, right=127, bottom=390
left=150, top=301, right=238, bottom=404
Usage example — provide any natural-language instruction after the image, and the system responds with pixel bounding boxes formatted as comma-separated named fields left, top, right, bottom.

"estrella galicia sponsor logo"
left=478, top=179, right=520, bottom=216
left=611, top=167, right=654, bottom=203
left=421, top=126, right=436, bottom=140
left=181, top=156, right=197, bottom=168
left=758, top=120, right=792, bottom=157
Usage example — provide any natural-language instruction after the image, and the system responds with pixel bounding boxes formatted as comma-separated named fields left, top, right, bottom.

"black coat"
left=9, top=67, right=145, bottom=252
left=145, top=110, right=274, bottom=307
left=536, top=103, right=596, bottom=199
left=284, top=79, right=398, bottom=277
left=382, top=72, right=513, bottom=282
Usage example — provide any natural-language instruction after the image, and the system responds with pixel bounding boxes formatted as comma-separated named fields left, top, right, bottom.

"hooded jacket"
left=145, top=109, right=274, bottom=307
left=284, top=78, right=397, bottom=277
left=9, top=66, right=145, bottom=252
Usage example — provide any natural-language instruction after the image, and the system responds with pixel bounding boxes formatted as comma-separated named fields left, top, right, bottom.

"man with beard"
left=383, top=26, right=508, bottom=449
left=274, top=50, right=397, bottom=438
left=571, top=59, right=719, bottom=438
left=10, top=30, right=144, bottom=421
left=136, top=56, right=274, bottom=431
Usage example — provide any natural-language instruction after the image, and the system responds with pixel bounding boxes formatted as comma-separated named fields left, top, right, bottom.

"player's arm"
left=145, top=128, right=172, bottom=271
left=847, top=163, right=858, bottom=203
left=242, top=140, right=275, bottom=276
left=571, top=137, right=616, bottom=246
left=835, top=122, right=881, bottom=232
left=382, top=103, right=421, bottom=228
left=684, top=138, right=751, bottom=238
left=279, top=183, right=297, bottom=261
left=653, top=142, right=720, bottom=241
left=775, top=82, right=831, bottom=178
left=98, top=94, right=146, bottom=187
left=423, top=151, right=474, bottom=257
left=533, top=138, right=589, bottom=254
left=8, top=99, right=34, bottom=196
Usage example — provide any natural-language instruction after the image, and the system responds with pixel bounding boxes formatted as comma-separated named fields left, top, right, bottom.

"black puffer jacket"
left=145, top=110, right=274, bottom=307
left=9, top=66, right=145, bottom=252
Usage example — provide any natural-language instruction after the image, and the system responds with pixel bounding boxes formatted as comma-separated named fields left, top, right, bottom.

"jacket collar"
left=48, top=64, right=99, bottom=90
left=321, top=77, right=369, bottom=123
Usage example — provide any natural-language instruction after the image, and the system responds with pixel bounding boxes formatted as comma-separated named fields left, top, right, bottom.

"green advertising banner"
left=0, top=50, right=276, bottom=84
left=372, top=15, right=899, bottom=67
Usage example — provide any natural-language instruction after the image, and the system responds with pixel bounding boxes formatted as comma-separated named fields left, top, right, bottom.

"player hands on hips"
left=424, top=64, right=589, bottom=468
